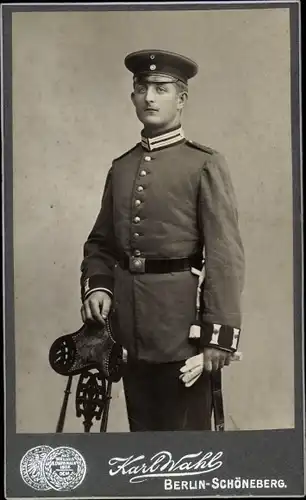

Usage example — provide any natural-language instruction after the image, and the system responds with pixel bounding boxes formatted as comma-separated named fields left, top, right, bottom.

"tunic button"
left=134, top=250, right=141, bottom=257
left=133, top=216, right=140, bottom=223
left=137, top=186, right=144, bottom=192
left=144, top=156, right=151, bottom=161
left=135, top=199, right=141, bottom=207
left=134, top=259, right=142, bottom=268
left=134, top=232, right=140, bottom=238
left=140, top=170, right=147, bottom=177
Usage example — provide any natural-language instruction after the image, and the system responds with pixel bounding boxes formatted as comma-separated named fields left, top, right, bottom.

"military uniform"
left=80, top=50, right=245, bottom=431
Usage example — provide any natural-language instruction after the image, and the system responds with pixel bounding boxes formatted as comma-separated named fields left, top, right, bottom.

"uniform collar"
left=141, top=126, right=185, bottom=151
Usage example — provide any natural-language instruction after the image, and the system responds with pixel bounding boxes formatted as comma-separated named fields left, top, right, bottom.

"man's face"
left=131, top=76, right=187, bottom=132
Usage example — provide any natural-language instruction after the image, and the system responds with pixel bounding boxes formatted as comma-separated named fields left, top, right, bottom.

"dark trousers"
left=122, top=359, right=212, bottom=431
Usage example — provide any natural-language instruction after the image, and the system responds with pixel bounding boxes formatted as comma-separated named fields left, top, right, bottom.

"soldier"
left=80, top=49, right=245, bottom=431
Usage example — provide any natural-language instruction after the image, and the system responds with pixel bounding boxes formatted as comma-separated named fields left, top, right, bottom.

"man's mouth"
left=145, top=108, right=159, bottom=112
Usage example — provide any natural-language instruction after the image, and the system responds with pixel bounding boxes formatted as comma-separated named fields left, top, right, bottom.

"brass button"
left=137, top=186, right=144, bottom=192
left=134, top=232, right=140, bottom=238
left=134, top=250, right=141, bottom=257
left=144, top=156, right=151, bottom=161
left=133, top=216, right=140, bottom=223
left=135, top=199, right=141, bottom=207
left=140, top=170, right=147, bottom=177
left=134, top=259, right=142, bottom=268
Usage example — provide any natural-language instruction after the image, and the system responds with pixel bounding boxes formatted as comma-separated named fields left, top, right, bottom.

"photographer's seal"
left=43, top=446, right=86, bottom=491
left=20, top=445, right=53, bottom=491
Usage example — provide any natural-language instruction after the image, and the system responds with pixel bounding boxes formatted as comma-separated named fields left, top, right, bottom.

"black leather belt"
left=118, top=253, right=202, bottom=274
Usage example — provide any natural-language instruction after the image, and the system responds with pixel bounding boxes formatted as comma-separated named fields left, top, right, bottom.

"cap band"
left=133, top=73, right=181, bottom=85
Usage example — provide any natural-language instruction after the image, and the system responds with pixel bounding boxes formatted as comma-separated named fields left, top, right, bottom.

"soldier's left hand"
left=203, top=347, right=232, bottom=372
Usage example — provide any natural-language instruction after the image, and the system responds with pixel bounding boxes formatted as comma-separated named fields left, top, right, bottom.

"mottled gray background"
left=12, top=8, right=294, bottom=432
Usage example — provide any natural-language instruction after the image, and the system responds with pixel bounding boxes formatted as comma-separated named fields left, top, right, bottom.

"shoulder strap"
left=185, top=139, right=215, bottom=155
left=113, top=143, right=140, bottom=162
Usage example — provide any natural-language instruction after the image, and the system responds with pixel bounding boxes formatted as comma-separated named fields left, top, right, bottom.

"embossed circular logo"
left=20, top=445, right=53, bottom=491
left=43, top=446, right=86, bottom=491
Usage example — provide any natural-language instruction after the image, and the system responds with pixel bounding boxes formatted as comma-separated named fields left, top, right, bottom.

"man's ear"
left=131, top=92, right=136, bottom=106
left=177, top=91, right=188, bottom=110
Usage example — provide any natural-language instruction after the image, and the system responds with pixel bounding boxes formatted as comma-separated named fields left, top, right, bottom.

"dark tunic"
left=80, top=136, right=245, bottom=363
left=80, top=131, right=245, bottom=431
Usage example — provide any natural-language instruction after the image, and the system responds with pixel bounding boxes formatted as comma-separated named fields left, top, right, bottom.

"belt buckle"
left=129, top=256, right=146, bottom=273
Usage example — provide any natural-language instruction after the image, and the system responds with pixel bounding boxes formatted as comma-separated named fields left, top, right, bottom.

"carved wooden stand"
left=49, top=316, right=123, bottom=433
left=56, top=369, right=113, bottom=433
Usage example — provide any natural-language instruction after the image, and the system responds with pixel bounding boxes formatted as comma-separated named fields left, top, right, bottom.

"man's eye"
left=136, top=86, right=146, bottom=93
left=156, top=86, right=167, bottom=93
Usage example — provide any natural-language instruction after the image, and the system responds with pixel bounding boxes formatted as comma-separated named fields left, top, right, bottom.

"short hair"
left=174, top=80, right=188, bottom=95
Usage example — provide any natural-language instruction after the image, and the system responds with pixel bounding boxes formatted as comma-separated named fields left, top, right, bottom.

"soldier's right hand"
left=81, top=291, right=112, bottom=325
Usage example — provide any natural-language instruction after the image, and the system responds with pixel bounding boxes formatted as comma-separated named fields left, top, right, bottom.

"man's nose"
left=144, top=86, right=156, bottom=103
